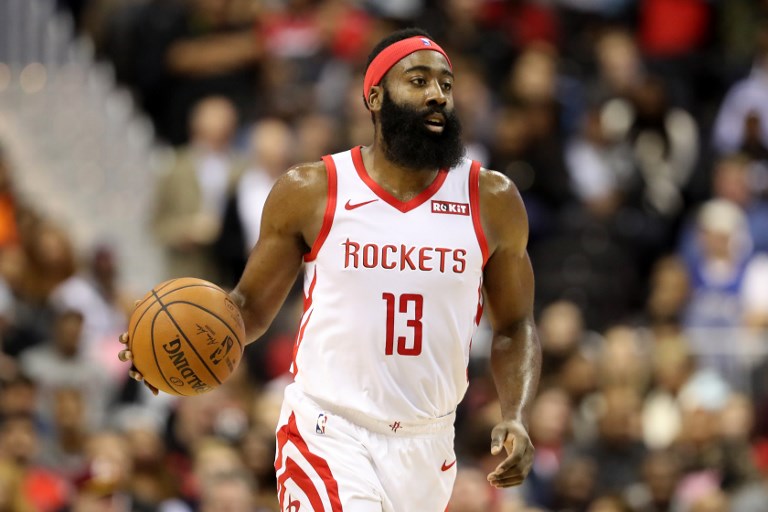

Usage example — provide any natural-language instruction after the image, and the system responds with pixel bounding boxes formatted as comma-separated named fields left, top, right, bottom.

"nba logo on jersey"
left=421, top=38, right=432, bottom=46
left=316, top=413, right=328, bottom=434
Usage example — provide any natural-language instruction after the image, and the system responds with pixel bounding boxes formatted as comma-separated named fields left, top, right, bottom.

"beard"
left=379, top=91, right=465, bottom=171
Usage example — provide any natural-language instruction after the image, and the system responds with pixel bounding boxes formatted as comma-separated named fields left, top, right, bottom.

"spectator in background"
left=0, top=374, right=37, bottom=418
left=39, top=388, right=89, bottom=480
left=16, top=221, right=78, bottom=344
left=641, top=338, right=693, bottom=450
left=628, top=75, right=698, bottom=220
left=587, top=495, right=633, bottom=512
left=712, top=21, right=768, bottom=155
left=708, top=153, right=768, bottom=253
left=48, top=245, right=129, bottom=364
left=152, top=96, right=245, bottom=283
left=19, top=308, right=112, bottom=430
left=673, top=374, right=758, bottom=507
left=113, top=410, right=181, bottom=511
left=0, top=414, right=69, bottom=512
left=565, top=97, right=635, bottom=219
left=637, top=0, right=713, bottom=107
left=522, top=387, right=573, bottom=509
left=447, top=57, right=492, bottom=164
left=536, top=300, right=600, bottom=387
left=494, top=44, right=574, bottom=235
left=62, top=431, right=135, bottom=512
left=0, top=459, right=33, bottom=512
left=678, top=199, right=768, bottom=386
left=216, top=118, right=295, bottom=288
left=198, top=471, right=258, bottom=512
left=419, top=0, right=512, bottom=87
left=644, top=256, right=690, bottom=335
left=551, top=456, right=598, bottom=512
left=592, top=27, right=646, bottom=102
left=681, top=199, right=766, bottom=329
left=238, top=425, right=278, bottom=511
left=184, top=437, right=247, bottom=510
left=0, top=148, right=19, bottom=250
left=293, top=113, right=341, bottom=164
left=125, top=0, right=262, bottom=145
left=258, top=0, right=329, bottom=118
left=447, top=466, right=494, bottom=512
left=567, top=386, right=646, bottom=495
left=625, top=450, right=682, bottom=512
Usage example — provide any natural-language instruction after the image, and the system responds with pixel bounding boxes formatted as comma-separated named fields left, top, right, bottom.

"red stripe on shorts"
left=274, top=412, right=343, bottom=511
left=276, top=457, right=326, bottom=511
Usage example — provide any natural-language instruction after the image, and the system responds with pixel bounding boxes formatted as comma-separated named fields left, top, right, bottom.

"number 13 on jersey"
left=382, top=293, right=424, bottom=356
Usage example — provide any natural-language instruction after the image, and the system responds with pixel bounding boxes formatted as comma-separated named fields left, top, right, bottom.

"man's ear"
left=367, top=86, right=383, bottom=112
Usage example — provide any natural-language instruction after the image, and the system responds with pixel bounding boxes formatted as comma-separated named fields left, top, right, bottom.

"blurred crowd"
left=0, top=0, right=768, bottom=510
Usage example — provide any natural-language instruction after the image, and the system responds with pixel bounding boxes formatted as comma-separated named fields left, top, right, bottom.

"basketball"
left=127, top=277, right=246, bottom=396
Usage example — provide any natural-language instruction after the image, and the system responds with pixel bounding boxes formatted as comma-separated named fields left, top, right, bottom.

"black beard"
left=379, top=91, right=465, bottom=171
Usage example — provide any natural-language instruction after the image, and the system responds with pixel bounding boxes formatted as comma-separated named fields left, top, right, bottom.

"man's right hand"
left=118, top=332, right=159, bottom=396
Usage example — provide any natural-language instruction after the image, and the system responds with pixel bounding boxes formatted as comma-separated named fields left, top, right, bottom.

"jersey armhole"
left=468, top=161, right=489, bottom=267
left=304, top=155, right=338, bottom=262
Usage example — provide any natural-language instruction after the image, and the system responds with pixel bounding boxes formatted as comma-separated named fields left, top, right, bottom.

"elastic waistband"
left=287, top=385, right=455, bottom=437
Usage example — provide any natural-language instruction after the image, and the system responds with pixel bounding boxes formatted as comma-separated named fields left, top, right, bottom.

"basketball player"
left=119, top=28, right=542, bottom=511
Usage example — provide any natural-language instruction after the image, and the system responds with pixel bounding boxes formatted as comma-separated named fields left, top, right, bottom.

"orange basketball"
left=127, top=277, right=246, bottom=396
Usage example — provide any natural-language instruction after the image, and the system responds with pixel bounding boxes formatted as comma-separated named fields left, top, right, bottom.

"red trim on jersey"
left=291, top=269, right=318, bottom=377
left=275, top=413, right=343, bottom=512
left=351, top=146, right=448, bottom=213
left=305, top=155, right=338, bottom=262
left=475, top=283, right=484, bottom=325
left=468, top=160, right=489, bottom=266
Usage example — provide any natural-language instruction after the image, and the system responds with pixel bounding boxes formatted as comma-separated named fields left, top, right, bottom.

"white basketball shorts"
left=274, top=383, right=457, bottom=511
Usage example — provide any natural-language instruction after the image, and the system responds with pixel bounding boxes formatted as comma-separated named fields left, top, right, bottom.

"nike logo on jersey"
left=345, top=199, right=378, bottom=210
left=441, top=459, right=457, bottom=471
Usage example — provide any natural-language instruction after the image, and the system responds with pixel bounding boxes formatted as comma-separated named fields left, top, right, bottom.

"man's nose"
left=426, top=81, right=447, bottom=107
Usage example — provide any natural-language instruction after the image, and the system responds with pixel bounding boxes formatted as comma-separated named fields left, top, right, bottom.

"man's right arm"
left=230, top=161, right=328, bottom=343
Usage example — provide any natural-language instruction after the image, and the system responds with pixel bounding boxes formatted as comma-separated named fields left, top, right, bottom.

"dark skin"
left=119, top=50, right=541, bottom=489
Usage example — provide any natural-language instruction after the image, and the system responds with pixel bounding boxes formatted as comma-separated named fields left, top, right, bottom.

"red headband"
left=363, top=36, right=452, bottom=102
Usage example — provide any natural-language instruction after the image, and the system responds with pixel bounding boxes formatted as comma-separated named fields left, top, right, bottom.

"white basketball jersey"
left=291, top=146, right=488, bottom=424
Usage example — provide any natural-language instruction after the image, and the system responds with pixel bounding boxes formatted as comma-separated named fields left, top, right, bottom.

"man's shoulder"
left=477, top=167, right=521, bottom=204
left=476, top=167, right=528, bottom=250
left=276, top=160, right=328, bottom=197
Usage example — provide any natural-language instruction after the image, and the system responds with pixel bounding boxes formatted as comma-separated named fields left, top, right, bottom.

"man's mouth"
left=424, top=113, right=445, bottom=132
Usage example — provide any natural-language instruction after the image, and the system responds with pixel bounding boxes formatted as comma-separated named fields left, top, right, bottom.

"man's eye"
left=442, top=82, right=453, bottom=91
left=411, top=78, right=426, bottom=86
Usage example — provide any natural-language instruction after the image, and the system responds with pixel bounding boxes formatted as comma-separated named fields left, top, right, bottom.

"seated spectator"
left=680, top=199, right=767, bottom=329
left=19, top=308, right=112, bottom=430
left=712, top=21, right=768, bottom=155
left=0, top=414, right=68, bottom=512
left=625, top=450, right=682, bottom=512
left=198, top=470, right=257, bottom=512
left=567, top=386, right=647, bottom=495
left=679, top=154, right=768, bottom=255
left=0, top=459, right=32, bottom=512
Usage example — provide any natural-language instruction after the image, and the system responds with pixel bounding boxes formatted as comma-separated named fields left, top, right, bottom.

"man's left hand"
left=487, top=419, right=534, bottom=488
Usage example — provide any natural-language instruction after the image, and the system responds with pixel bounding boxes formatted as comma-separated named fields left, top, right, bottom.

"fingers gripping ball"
left=128, top=278, right=245, bottom=396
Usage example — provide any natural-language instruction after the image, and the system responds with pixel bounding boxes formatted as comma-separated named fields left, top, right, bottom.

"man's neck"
left=361, top=143, right=438, bottom=202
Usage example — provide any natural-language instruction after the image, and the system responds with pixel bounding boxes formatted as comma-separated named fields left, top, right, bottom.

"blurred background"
left=1, top=0, right=768, bottom=511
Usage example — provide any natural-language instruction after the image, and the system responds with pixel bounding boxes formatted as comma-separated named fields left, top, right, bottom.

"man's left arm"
left=478, top=169, right=542, bottom=488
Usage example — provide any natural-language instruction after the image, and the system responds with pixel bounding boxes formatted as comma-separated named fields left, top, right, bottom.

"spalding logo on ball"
left=127, top=277, right=246, bottom=396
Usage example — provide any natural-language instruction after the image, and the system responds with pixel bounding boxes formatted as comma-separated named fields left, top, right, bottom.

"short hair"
left=362, top=27, right=434, bottom=110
